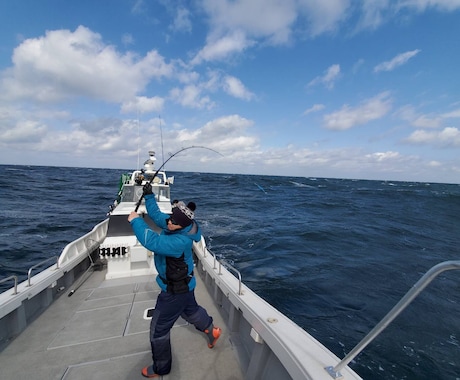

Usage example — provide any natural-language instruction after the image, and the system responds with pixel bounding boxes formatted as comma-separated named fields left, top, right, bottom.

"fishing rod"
left=134, top=145, right=222, bottom=212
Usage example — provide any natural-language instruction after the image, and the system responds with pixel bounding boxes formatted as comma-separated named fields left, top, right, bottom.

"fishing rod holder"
left=325, top=260, right=460, bottom=379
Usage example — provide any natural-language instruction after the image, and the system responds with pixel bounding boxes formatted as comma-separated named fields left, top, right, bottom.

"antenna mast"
left=137, top=110, right=140, bottom=169
left=159, top=115, right=165, bottom=166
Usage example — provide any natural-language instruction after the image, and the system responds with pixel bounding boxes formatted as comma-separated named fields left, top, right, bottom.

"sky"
left=0, top=1, right=460, bottom=184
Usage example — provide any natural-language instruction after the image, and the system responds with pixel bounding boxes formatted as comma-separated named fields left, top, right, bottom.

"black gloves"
left=143, top=183, right=153, bottom=195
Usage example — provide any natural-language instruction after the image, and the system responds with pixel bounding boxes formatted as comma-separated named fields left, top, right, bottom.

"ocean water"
left=0, top=164, right=459, bottom=380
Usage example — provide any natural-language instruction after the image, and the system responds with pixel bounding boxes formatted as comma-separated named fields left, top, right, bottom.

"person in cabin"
left=128, top=183, right=221, bottom=378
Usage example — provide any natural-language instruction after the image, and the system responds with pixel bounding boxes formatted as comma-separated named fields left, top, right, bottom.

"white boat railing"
left=326, top=260, right=460, bottom=379
left=58, top=219, right=108, bottom=269
left=0, top=219, right=109, bottom=327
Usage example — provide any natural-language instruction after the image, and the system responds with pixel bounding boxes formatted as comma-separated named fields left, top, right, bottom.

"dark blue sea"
left=0, top=164, right=459, bottom=380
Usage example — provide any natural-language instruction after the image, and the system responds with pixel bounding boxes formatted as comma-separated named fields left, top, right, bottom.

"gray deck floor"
left=0, top=269, right=244, bottom=380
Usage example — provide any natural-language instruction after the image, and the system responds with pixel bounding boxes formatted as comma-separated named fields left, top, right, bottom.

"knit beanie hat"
left=171, top=201, right=194, bottom=227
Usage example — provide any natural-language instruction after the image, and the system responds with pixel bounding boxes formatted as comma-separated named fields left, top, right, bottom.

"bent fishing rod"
left=134, top=145, right=222, bottom=212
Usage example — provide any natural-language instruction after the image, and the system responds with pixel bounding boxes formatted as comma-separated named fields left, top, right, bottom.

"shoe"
left=205, top=326, right=222, bottom=348
left=141, top=365, right=160, bottom=378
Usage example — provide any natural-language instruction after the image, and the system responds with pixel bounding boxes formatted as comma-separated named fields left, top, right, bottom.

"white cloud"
left=297, top=0, right=351, bottom=36
left=131, top=0, right=146, bottom=14
left=121, top=33, right=134, bottom=46
left=397, top=0, right=460, bottom=12
left=1, top=4, right=460, bottom=183
left=356, top=0, right=393, bottom=31
left=406, top=127, right=460, bottom=147
left=411, top=114, right=443, bottom=128
left=121, top=96, right=165, bottom=114
left=0, top=119, right=48, bottom=143
left=308, top=64, right=341, bottom=89
left=0, top=26, right=173, bottom=104
left=428, top=160, right=442, bottom=167
left=374, top=49, right=421, bottom=72
left=0, top=104, right=456, bottom=182
left=0, top=111, right=139, bottom=158
left=196, top=0, right=460, bottom=57
left=442, top=108, right=460, bottom=118
left=191, top=30, right=254, bottom=65
left=222, top=76, right=254, bottom=100
left=366, top=151, right=401, bottom=162
left=44, top=119, right=138, bottom=154
left=201, top=0, right=297, bottom=44
left=169, top=84, right=215, bottom=109
left=323, top=92, right=392, bottom=130
left=303, top=104, right=325, bottom=115
left=167, top=69, right=236, bottom=109
left=194, top=0, right=351, bottom=64
left=171, top=7, right=192, bottom=33
left=398, top=105, right=442, bottom=128
left=197, top=115, right=258, bottom=154
left=168, top=71, right=254, bottom=106
left=163, top=114, right=257, bottom=155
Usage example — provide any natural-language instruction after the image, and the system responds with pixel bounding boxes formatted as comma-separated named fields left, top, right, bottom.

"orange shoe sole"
left=207, top=326, right=222, bottom=348
left=142, top=366, right=160, bottom=378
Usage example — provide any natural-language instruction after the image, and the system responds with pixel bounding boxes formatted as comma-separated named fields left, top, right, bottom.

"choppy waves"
left=1, top=165, right=459, bottom=379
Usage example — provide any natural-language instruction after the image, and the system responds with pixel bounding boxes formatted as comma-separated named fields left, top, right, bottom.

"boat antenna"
left=134, top=145, right=222, bottom=212
left=159, top=115, right=165, bottom=166
left=136, top=110, right=140, bottom=169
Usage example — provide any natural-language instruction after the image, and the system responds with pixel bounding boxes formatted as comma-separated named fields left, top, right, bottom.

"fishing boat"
left=0, top=151, right=458, bottom=380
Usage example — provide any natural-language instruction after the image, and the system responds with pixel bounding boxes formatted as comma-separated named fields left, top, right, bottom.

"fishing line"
left=134, top=145, right=222, bottom=212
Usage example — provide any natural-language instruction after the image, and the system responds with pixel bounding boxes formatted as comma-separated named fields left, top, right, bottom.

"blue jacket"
left=129, top=194, right=201, bottom=292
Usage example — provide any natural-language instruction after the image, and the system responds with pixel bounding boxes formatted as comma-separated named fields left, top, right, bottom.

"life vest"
left=160, top=253, right=193, bottom=294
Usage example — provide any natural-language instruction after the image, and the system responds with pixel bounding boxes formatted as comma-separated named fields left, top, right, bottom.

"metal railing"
left=27, top=256, right=59, bottom=287
left=325, top=260, right=460, bottom=379
left=218, top=259, right=243, bottom=296
left=84, top=238, right=101, bottom=265
left=0, top=275, right=18, bottom=295
left=202, top=247, right=243, bottom=296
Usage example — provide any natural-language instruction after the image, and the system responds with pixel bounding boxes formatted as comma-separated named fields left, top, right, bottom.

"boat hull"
left=0, top=217, right=362, bottom=379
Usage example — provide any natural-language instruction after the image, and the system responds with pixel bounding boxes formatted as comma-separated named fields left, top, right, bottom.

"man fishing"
left=128, top=183, right=221, bottom=378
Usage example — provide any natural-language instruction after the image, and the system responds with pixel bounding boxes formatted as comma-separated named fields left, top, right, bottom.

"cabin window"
left=120, top=184, right=170, bottom=203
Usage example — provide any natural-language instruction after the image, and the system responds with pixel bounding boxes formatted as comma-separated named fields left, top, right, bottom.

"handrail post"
left=325, top=260, right=460, bottom=379
left=219, top=259, right=243, bottom=296
left=202, top=246, right=243, bottom=296
left=204, top=247, right=219, bottom=270
left=84, top=238, right=101, bottom=265
left=27, top=256, right=59, bottom=287
left=0, top=275, right=18, bottom=295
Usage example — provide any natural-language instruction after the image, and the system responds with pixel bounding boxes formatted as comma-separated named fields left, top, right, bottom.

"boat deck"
left=0, top=268, right=243, bottom=380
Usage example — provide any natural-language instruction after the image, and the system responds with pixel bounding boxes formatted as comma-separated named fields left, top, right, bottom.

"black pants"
left=149, top=290, right=213, bottom=375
